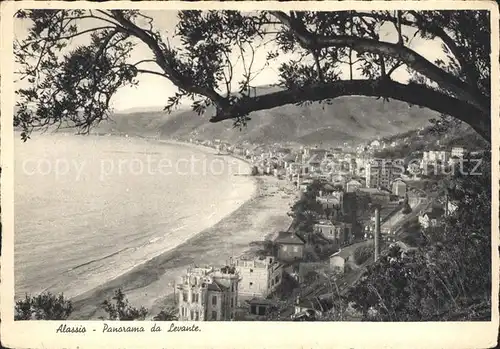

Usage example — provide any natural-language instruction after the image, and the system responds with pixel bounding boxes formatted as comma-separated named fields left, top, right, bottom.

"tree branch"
left=269, top=11, right=489, bottom=115
left=210, top=79, right=490, bottom=142
left=109, top=10, right=228, bottom=110
left=135, top=69, right=166, bottom=78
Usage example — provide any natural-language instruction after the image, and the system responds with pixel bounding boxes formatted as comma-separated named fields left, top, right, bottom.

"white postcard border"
left=1, top=1, right=499, bottom=349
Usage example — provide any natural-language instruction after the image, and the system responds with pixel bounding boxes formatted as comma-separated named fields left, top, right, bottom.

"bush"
left=353, top=246, right=373, bottom=265
left=100, top=289, right=148, bottom=320
left=153, top=308, right=178, bottom=321
left=15, top=292, right=72, bottom=320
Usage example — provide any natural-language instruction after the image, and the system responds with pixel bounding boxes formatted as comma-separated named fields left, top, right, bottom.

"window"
left=190, top=310, right=194, bottom=320
left=231, top=298, right=234, bottom=307
left=250, top=269, right=254, bottom=273
left=250, top=305, right=257, bottom=315
left=283, top=245, right=288, bottom=251
left=212, top=311, right=217, bottom=320
left=212, top=295, right=217, bottom=306
left=193, top=293, right=199, bottom=303
left=271, top=279, right=274, bottom=286
left=258, top=306, right=266, bottom=316
left=293, top=246, right=299, bottom=252
left=182, top=292, right=188, bottom=302
left=275, top=275, right=280, bottom=283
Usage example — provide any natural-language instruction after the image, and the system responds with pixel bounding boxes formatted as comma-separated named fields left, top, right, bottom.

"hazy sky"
left=14, top=10, right=448, bottom=111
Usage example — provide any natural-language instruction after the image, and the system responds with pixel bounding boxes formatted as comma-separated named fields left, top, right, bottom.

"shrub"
left=153, top=308, right=178, bottom=321
left=353, top=246, right=373, bottom=265
left=15, top=292, right=73, bottom=320
left=100, top=289, right=148, bottom=320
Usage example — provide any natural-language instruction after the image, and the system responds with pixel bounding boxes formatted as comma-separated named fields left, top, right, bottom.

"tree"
left=15, top=292, right=73, bottom=320
left=153, top=309, right=178, bottom=321
left=14, top=9, right=490, bottom=142
left=100, top=289, right=148, bottom=320
left=401, top=194, right=412, bottom=214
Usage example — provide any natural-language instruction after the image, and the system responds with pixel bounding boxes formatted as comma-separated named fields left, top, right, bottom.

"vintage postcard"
left=1, top=1, right=499, bottom=348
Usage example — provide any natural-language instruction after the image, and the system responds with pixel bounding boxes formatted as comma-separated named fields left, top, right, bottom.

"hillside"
left=95, top=95, right=439, bottom=146
left=372, top=122, right=489, bottom=160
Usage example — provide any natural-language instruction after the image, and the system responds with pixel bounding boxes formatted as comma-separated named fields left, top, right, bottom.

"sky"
left=14, top=10, right=448, bottom=112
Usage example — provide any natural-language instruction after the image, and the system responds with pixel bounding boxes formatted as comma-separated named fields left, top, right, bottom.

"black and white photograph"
left=1, top=1, right=498, bottom=348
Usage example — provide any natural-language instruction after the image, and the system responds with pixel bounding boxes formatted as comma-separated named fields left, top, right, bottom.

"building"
left=314, top=221, right=353, bottom=246
left=329, top=249, right=352, bottom=274
left=423, top=150, right=450, bottom=164
left=274, top=232, right=306, bottom=262
left=391, top=179, right=407, bottom=197
left=317, top=191, right=343, bottom=211
left=234, top=256, right=284, bottom=302
left=177, top=265, right=240, bottom=321
left=451, top=147, right=465, bottom=158
left=418, top=207, right=445, bottom=228
left=365, top=158, right=403, bottom=189
left=247, top=298, right=275, bottom=317
left=346, top=179, right=362, bottom=193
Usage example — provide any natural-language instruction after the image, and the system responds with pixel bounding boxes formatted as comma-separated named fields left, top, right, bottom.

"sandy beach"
left=69, top=141, right=297, bottom=320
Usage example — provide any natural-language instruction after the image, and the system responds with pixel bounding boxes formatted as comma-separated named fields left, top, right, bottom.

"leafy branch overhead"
left=15, top=9, right=491, bottom=141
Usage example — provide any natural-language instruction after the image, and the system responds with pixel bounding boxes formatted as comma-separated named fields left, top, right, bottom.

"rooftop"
left=248, top=297, right=276, bottom=306
left=274, top=231, right=306, bottom=245
left=330, top=248, right=353, bottom=260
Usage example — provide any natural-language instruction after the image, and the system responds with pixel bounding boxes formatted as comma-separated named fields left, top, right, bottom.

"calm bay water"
left=14, top=134, right=254, bottom=299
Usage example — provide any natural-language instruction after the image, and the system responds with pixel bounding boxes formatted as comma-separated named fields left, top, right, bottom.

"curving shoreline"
left=69, top=139, right=296, bottom=319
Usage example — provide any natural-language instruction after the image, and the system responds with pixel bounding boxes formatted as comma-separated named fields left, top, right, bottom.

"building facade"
left=177, top=266, right=240, bottom=321
left=234, top=256, right=284, bottom=302
left=365, top=158, right=403, bottom=189
left=274, top=232, right=306, bottom=262
left=314, top=221, right=353, bottom=245
left=392, top=179, right=407, bottom=197
left=451, top=147, right=465, bottom=158
left=346, top=179, right=362, bottom=193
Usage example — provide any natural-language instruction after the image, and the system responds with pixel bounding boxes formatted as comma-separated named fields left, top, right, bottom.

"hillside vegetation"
left=95, top=95, right=438, bottom=146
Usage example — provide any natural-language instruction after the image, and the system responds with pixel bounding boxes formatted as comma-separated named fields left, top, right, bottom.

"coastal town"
left=171, top=133, right=469, bottom=321
left=9, top=9, right=493, bottom=342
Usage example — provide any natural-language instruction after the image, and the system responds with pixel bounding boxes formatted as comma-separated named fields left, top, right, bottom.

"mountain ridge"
left=94, top=96, right=440, bottom=146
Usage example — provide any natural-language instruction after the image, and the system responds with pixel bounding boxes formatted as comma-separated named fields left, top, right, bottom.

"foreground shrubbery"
left=15, top=292, right=73, bottom=320
left=15, top=288, right=177, bottom=321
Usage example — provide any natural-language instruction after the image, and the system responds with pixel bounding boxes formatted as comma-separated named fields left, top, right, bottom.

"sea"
left=14, top=133, right=254, bottom=300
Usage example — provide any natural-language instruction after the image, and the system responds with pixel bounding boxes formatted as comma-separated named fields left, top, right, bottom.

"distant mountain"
left=95, top=94, right=440, bottom=146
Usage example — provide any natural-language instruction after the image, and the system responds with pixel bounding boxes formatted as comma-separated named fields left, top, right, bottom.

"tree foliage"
left=14, top=9, right=491, bottom=142
left=15, top=292, right=73, bottom=320
left=153, top=308, right=178, bottom=321
left=100, top=288, right=148, bottom=320
left=289, top=179, right=326, bottom=234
